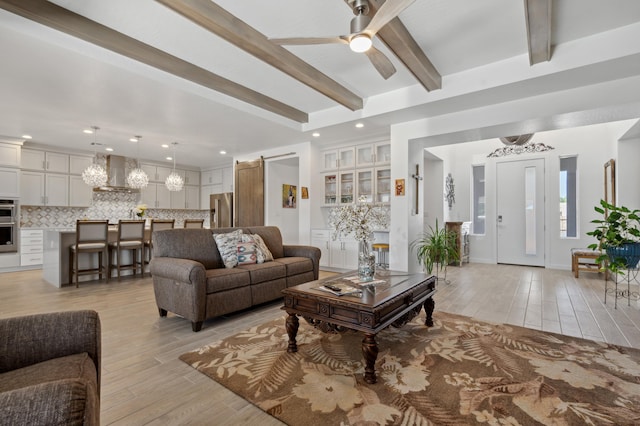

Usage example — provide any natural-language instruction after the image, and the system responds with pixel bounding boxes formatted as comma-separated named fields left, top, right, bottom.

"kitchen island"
left=43, top=227, right=151, bottom=287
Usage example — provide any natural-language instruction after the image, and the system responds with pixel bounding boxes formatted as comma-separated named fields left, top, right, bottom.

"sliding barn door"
left=234, top=158, right=264, bottom=226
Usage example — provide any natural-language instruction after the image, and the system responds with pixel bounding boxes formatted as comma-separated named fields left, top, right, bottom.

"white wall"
left=266, top=159, right=299, bottom=244
left=618, top=135, right=640, bottom=208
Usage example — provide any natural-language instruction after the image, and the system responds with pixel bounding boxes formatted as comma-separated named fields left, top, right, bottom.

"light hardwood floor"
left=1, top=264, right=639, bottom=425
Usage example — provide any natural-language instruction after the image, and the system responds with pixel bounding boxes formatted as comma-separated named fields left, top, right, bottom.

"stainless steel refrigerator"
left=210, top=193, right=233, bottom=228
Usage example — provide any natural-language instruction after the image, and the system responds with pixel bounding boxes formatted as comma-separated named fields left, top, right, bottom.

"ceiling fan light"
left=349, top=34, right=372, bottom=53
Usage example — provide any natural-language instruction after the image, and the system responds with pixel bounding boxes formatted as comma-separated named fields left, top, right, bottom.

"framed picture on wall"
left=301, top=187, right=309, bottom=199
left=283, top=184, right=297, bottom=208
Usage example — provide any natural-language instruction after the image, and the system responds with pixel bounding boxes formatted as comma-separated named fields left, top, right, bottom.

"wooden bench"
left=571, top=249, right=608, bottom=279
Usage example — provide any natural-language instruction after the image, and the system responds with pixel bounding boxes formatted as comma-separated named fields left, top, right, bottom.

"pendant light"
left=165, top=142, right=184, bottom=192
left=82, top=126, right=108, bottom=187
left=126, top=135, right=149, bottom=189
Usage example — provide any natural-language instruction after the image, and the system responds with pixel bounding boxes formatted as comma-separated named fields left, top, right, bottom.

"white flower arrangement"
left=133, top=203, right=148, bottom=218
left=328, top=196, right=390, bottom=249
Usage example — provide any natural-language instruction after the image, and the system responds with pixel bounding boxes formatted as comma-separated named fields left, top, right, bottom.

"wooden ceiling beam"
left=156, top=0, right=363, bottom=111
left=0, top=0, right=309, bottom=123
left=366, top=0, right=442, bottom=91
left=524, top=0, right=552, bottom=65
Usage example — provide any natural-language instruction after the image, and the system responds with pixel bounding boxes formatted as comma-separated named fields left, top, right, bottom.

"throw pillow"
left=237, top=242, right=257, bottom=265
left=241, top=233, right=274, bottom=263
left=213, top=229, right=243, bottom=268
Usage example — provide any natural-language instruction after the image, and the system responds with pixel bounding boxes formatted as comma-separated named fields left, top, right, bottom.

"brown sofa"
left=149, top=226, right=321, bottom=331
left=0, top=310, right=101, bottom=426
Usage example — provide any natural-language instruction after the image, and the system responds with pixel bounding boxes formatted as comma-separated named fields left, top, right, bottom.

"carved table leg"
left=362, top=333, right=379, bottom=384
left=424, top=297, right=435, bottom=327
left=285, top=313, right=299, bottom=353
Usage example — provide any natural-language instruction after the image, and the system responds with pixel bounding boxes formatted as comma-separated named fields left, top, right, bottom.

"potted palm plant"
left=587, top=199, right=640, bottom=274
left=411, top=219, right=459, bottom=281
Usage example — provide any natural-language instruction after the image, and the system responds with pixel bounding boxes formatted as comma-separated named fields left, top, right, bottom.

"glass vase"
left=358, top=240, right=376, bottom=282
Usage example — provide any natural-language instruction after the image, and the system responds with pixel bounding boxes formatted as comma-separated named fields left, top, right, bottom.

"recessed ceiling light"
left=312, top=132, right=320, bottom=138
left=83, top=129, right=93, bottom=134
left=355, top=123, right=364, bottom=128
left=105, top=147, right=114, bottom=152
left=219, top=150, right=226, bottom=155
left=161, top=144, right=169, bottom=148
left=130, top=138, right=138, bottom=142
left=22, top=134, right=32, bottom=139
left=166, top=156, right=173, bottom=161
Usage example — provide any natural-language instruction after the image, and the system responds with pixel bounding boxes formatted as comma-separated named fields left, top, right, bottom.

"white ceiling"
left=0, top=0, right=639, bottom=169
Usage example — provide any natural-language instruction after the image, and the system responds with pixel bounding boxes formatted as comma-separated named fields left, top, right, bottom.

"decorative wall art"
left=395, top=179, right=405, bottom=196
left=445, top=173, right=455, bottom=210
left=301, top=186, right=309, bottom=199
left=282, top=184, right=297, bottom=208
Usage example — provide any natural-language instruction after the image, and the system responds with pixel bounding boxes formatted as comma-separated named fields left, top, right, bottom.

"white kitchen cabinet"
left=169, top=184, right=199, bottom=209
left=329, top=237, right=358, bottom=269
left=21, top=229, right=43, bottom=266
left=184, top=169, right=200, bottom=186
left=20, top=172, right=68, bottom=206
left=201, top=169, right=223, bottom=185
left=310, top=230, right=330, bottom=268
left=356, top=142, right=391, bottom=168
left=322, top=172, right=338, bottom=206
left=0, top=167, right=20, bottom=198
left=357, top=169, right=374, bottom=202
left=322, top=147, right=355, bottom=171
left=141, top=183, right=171, bottom=209
left=21, top=149, right=69, bottom=173
left=339, top=170, right=354, bottom=204
left=185, top=186, right=199, bottom=210
left=69, top=155, right=93, bottom=175
left=375, top=167, right=391, bottom=204
left=69, top=175, right=93, bottom=207
left=140, top=163, right=172, bottom=183
left=0, top=142, right=21, bottom=168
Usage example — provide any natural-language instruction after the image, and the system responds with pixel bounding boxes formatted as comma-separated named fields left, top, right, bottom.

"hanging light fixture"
left=126, top=135, right=149, bottom=189
left=165, top=142, right=184, bottom=192
left=82, top=126, right=108, bottom=187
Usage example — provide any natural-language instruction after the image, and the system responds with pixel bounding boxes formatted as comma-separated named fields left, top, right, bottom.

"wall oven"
left=0, top=199, right=18, bottom=253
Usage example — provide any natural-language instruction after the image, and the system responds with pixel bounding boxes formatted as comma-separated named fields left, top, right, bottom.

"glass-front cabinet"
left=375, top=168, right=391, bottom=203
left=339, top=171, right=354, bottom=204
left=322, top=172, right=338, bottom=205
left=357, top=169, right=373, bottom=202
left=356, top=142, right=390, bottom=168
left=322, top=147, right=355, bottom=170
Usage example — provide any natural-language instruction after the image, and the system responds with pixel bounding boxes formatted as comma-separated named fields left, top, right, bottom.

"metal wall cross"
left=411, top=164, right=423, bottom=215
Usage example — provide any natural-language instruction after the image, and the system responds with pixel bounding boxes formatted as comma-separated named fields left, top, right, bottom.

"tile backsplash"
left=20, top=191, right=209, bottom=228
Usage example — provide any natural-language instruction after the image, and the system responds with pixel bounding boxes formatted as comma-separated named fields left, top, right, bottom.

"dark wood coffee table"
left=281, top=271, right=436, bottom=384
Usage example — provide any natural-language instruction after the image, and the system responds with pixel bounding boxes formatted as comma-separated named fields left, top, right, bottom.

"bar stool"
left=144, top=219, right=175, bottom=263
left=372, top=243, right=390, bottom=269
left=69, top=220, right=109, bottom=287
left=184, top=219, right=204, bottom=228
left=108, top=220, right=145, bottom=280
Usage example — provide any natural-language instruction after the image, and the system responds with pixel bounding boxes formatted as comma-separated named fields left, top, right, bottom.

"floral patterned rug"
left=179, top=311, right=640, bottom=425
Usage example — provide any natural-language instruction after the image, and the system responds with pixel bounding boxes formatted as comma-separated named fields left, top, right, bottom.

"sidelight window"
left=472, top=165, right=485, bottom=235
left=560, top=156, right=578, bottom=238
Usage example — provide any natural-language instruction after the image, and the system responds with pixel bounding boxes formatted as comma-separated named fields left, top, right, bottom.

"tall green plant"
left=411, top=219, right=459, bottom=279
left=586, top=199, right=640, bottom=274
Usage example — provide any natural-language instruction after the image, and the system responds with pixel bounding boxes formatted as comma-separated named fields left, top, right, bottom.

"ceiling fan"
left=269, top=0, right=415, bottom=80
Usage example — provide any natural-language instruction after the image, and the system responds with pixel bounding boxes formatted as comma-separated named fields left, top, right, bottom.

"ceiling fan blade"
left=270, top=36, right=348, bottom=46
left=364, top=46, right=396, bottom=79
left=365, top=0, right=416, bottom=35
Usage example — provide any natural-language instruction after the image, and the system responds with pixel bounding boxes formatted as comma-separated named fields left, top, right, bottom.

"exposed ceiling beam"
left=366, top=0, right=442, bottom=91
left=155, top=0, right=364, bottom=112
left=0, top=0, right=309, bottom=123
left=524, top=0, right=552, bottom=65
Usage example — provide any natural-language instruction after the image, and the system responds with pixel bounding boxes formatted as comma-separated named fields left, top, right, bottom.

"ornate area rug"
left=179, top=311, right=640, bottom=425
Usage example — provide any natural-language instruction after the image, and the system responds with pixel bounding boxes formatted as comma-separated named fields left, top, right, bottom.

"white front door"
left=496, top=158, right=545, bottom=266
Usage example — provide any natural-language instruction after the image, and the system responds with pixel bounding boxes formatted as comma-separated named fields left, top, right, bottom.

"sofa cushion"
left=0, top=379, right=95, bottom=426
left=237, top=261, right=286, bottom=284
left=247, top=226, right=284, bottom=259
left=0, top=352, right=97, bottom=394
left=241, top=234, right=273, bottom=263
left=237, top=242, right=257, bottom=265
left=275, top=257, right=314, bottom=277
left=205, top=268, right=251, bottom=293
left=213, top=229, right=243, bottom=268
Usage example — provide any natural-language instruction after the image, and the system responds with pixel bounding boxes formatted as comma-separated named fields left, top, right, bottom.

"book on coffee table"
left=316, top=282, right=362, bottom=296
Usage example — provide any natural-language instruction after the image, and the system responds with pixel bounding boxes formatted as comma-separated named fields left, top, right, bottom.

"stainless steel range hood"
left=93, top=155, right=140, bottom=193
